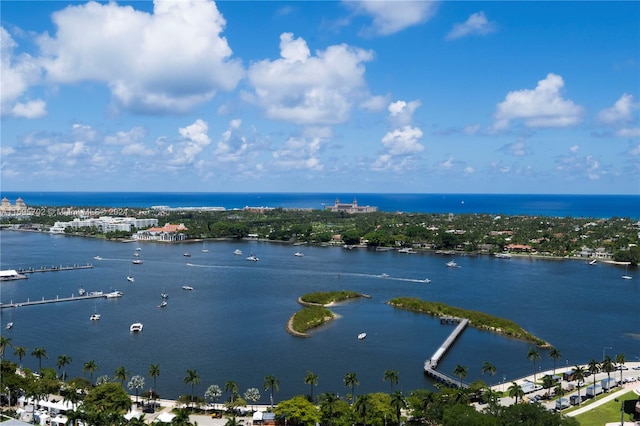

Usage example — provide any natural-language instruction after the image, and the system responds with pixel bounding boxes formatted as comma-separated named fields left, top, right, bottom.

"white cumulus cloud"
left=345, top=0, right=438, bottom=36
left=381, top=125, right=424, bottom=156
left=597, top=94, right=638, bottom=124
left=168, top=119, right=211, bottom=166
left=446, top=11, right=496, bottom=40
left=37, top=0, right=243, bottom=114
left=388, top=100, right=421, bottom=127
left=493, top=73, right=584, bottom=130
left=245, top=32, right=374, bottom=125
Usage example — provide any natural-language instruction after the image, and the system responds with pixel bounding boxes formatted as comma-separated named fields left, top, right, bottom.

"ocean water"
left=1, top=231, right=638, bottom=402
left=1, top=192, right=639, bottom=218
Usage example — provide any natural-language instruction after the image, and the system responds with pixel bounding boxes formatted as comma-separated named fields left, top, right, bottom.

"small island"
left=388, top=297, right=550, bottom=348
left=286, top=291, right=369, bottom=337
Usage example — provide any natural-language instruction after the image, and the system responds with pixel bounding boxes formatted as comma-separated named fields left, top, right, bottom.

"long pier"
left=423, top=318, right=469, bottom=388
left=0, top=293, right=106, bottom=309
left=17, top=264, right=94, bottom=274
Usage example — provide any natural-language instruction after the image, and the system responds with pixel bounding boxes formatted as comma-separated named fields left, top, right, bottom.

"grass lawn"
left=574, top=390, right=638, bottom=426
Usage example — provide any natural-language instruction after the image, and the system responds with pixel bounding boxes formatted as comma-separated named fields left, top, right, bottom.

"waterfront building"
left=325, top=198, right=377, bottom=213
left=133, top=223, right=188, bottom=241
left=49, top=217, right=159, bottom=233
left=0, top=197, right=29, bottom=218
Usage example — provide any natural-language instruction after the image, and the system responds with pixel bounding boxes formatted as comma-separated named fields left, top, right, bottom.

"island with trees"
left=287, top=291, right=369, bottom=337
left=388, top=297, right=550, bottom=347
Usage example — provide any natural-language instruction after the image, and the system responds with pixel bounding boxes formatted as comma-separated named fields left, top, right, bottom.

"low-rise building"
left=325, top=198, right=377, bottom=213
left=50, top=217, right=158, bottom=233
left=134, top=223, right=188, bottom=241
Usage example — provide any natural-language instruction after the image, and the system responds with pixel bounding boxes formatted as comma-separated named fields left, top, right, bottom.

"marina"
left=0, top=292, right=109, bottom=309
left=15, top=264, right=94, bottom=274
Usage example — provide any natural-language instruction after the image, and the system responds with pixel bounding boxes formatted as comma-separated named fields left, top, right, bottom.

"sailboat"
left=127, top=266, right=134, bottom=282
left=201, top=241, right=209, bottom=253
left=622, top=263, right=632, bottom=280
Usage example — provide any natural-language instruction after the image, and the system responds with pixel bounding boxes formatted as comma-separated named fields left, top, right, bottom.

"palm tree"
left=184, top=369, right=200, bottom=409
left=507, top=381, right=524, bottom=404
left=383, top=369, right=399, bottom=393
left=601, top=355, right=615, bottom=392
left=148, top=364, right=160, bottom=402
left=527, top=347, right=541, bottom=382
left=0, top=336, right=12, bottom=360
left=390, top=390, right=406, bottom=425
left=481, top=361, right=496, bottom=387
left=244, top=388, right=260, bottom=411
left=83, top=359, right=99, bottom=385
left=548, top=347, right=562, bottom=377
left=453, top=364, right=468, bottom=388
left=31, top=346, right=48, bottom=372
left=263, top=374, right=279, bottom=410
left=225, top=380, right=239, bottom=403
left=353, top=394, right=372, bottom=426
left=13, top=346, right=27, bottom=367
left=572, top=365, right=586, bottom=405
left=343, top=372, right=359, bottom=405
left=56, top=354, right=72, bottom=381
left=615, top=353, right=626, bottom=384
left=541, top=374, right=555, bottom=399
left=304, top=370, right=318, bottom=402
left=114, top=365, right=129, bottom=385
left=128, top=375, right=145, bottom=404
left=587, top=358, right=600, bottom=392
left=319, top=392, right=339, bottom=426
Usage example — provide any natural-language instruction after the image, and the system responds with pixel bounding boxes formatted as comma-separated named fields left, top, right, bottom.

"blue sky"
left=1, top=1, right=639, bottom=194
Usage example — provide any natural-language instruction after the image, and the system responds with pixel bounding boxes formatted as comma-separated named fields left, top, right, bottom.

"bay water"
left=1, top=230, right=638, bottom=402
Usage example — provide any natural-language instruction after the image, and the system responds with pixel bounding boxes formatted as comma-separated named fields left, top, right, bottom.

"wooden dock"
left=423, top=318, right=469, bottom=388
left=0, top=293, right=105, bottom=309
left=17, top=264, right=94, bottom=274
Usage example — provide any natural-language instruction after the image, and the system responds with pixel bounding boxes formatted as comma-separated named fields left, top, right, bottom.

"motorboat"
left=161, top=292, right=168, bottom=299
left=233, top=249, right=243, bottom=256
left=446, top=260, right=458, bottom=268
left=159, top=300, right=167, bottom=308
left=105, top=290, right=124, bottom=298
left=136, top=247, right=142, bottom=251
left=494, top=253, right=512, bottom=259
left=132, top=259, right=143, bottom=264
left=380, top=273, right=389, bottom=279
left=93, top=256, right=103, bottom=260
left=78, top=286, right=86, bottom=296
left=294, top=252, right=304, bottom=257
left=246, top=254, right=259, bottom=262
left=423, top=278, right=431, bottom=283
left=127, top=276, right=135, bottom=282
left=183, top=253, right=191, bottom=257
left=89, top=314, right=100, bottom=321
left=133, top=252, right=140, bottom=257
left=398, top=247, right=415, bottom=254
left=88, top=291, right=103, bottom=296
left=357, top=332, right=367, bottom=340
left=130, top=323, right=143, bottom=332
left=6, top=322, right=13, bottom=330
left=182, top=285, right=194, bottom=291
left=588, top=259, right=597, bottom=265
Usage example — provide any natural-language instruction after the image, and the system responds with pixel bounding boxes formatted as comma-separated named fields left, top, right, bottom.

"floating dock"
left=0, top=293, right=105, bottom=309
left=423, top=318, right=469, bottom=388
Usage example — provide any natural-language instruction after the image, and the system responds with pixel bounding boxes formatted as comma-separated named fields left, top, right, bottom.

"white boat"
left=78, top=286, right=86, bottom=296
left=127, top=276, right=135, bottom=282
left=201, top=242, right=209, bottom=253
left=357, top=332, right=367, bottom=340
left=423, top=278, right=431, bottom=283
left=182, top=285, right=194, bottom=291
left=494, top=253, right=512, bottom=259
left=246, top=254, right=259, bottom=261
left=622, top=264, right=633, bottom=280
left=88, top=291, right=103, bottom=296
left=380, top=273, right=389, bottom=279
left=398, top=247, right=415, bottom=254
left=89, top=314, right=100, bottom=321
left=588, top=259, right=597, bottom=265
left=159, top=300, right=167, bottom=308
left=294, top=251, right=304, bottom=257
left=133, top=252, right=140, bottom=257
left=161, top=292, right=168, bottom=299
left=93, top=256, right=103, bottom=260
left=183, top=252, right=191, bottom=257
left=130, top=322, right=143, bottom=332
left=6, top=322, right=13, bottom=330
left=132, top=259, right=143, bottom=264
left=105, top=290, right=124, bottom=298
left=446, top=260, right=458, bottom=268
left=234, top=249, right=243, bottom=256
left=136, top=247, right=142, bottom=251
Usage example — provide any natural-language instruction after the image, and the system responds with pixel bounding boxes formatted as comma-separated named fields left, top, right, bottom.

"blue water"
left=1, top=231, right=639, bottom=402
left=1, top=192, right=639, bottom=218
